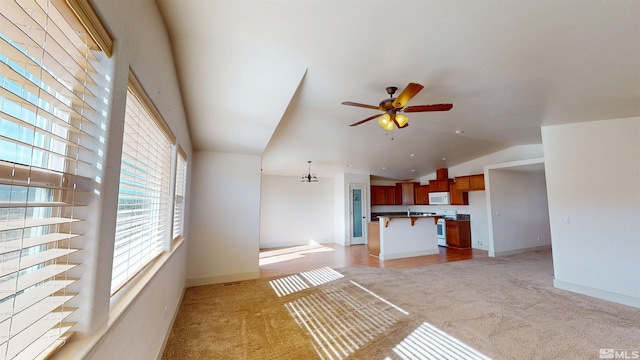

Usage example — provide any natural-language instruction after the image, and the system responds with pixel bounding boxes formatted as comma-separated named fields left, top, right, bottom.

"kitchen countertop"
left=372, top=212, right=471, bottom=221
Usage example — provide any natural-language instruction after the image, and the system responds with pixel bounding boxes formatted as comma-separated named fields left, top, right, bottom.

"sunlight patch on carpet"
left=285, top=282, right=408, bottom=360
left=269, top=274, right=310, bottom=297
left=388, top=322, right=491, bottom=360
left=269, top=267, right=344, bottom=297
left=301, top=267, right=345, bottom=286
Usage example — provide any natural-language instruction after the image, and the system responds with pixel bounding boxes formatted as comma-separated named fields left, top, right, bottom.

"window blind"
left=172, top=150, right=186, bottom=240
left=111, top=88, right=172, bottom=294
left=0, top=0, right=108, bottom=358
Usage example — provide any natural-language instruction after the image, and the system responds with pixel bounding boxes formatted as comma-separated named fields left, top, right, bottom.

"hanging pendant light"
left=300, top=160, right=319, bottom=183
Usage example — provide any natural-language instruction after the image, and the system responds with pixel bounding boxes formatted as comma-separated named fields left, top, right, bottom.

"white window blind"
left=172, top=151, right=186, bottom=240
left=111, top=88, right=172, bottom=294
left=0, top=0, right=108, bottom=358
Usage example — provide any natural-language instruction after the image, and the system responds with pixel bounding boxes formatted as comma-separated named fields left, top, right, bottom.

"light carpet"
left=162, top=250, right=640, bottom=359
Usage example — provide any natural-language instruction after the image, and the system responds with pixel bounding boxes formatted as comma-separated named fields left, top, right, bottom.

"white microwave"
left=429, top=192, right=450, bottom=205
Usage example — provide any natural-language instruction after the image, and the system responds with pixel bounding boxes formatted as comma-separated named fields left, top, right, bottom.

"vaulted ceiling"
left=155, top=0, right=640, bottom=180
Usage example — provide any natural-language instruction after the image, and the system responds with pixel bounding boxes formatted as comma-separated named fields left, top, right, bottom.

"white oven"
left=435, top=210, right=457, bottom=247
left=437, top=218, right=447, bottom=246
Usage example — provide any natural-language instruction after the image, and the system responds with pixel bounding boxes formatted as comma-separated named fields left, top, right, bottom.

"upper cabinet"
left=371, top=184, right=402, bottom=205
left=401, top=182, right=417, bottom=205
left=449, top=181, right=469, bottom=205
left=414, top=185, right=430, bottom=205
left=429, top=179, right=449, bottom=192
left=454, top=174, right=485, bottom=191
left=429, top=167, right=450, bottom=192
left=469, top=174, right=485, bottom=190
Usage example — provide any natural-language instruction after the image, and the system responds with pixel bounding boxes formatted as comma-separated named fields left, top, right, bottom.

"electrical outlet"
left=561, top=217, right=570, bottom=224
left=496, top=211, right=502, bottom=216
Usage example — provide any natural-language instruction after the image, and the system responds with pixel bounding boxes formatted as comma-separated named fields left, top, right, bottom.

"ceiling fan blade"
left=392, top=83, right=424, bottom=108
left=341, top=101, right=381, bottom=110
left=403, top=103, right=453, bottom=113
left=349, top=113, right=382, bottom=126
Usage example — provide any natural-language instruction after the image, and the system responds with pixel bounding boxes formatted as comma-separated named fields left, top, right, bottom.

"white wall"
left=542, top=116, right=640, bottom=308
left=487, top=169, right=551, bottom=256
left=260, top=175, right=335, bottom=248
left=187, top=151, right=262, bottom=286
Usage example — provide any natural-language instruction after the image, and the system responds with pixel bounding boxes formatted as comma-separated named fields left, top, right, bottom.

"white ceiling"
left=155, top=0, right=640, bottom=180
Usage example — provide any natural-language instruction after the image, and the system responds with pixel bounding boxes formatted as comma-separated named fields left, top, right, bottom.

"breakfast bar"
left=375, top=214, right=439, bottom=260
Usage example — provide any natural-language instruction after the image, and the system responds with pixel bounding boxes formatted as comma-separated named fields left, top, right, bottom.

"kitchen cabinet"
left=401, top=182, right=417, bottom=205
left=454, top=174, right=485, bottom=191
left=449, top=181, right=469, bottom=205
left=429, top=179, right=449, bottom=192
left=446, top=220, right=471, bottom=249
left=371, top=185, right=401, bottom=205
left=414, top=185, right=430, bottom=205
left=371, top=186, right=385, bottom=205
left=368, top=222, right=380, bottom=256
left=436, top=168, right=449, bottom=180
left=469, top=174, right=485, bottom=190
left=387, top=185, right=402, bottom=205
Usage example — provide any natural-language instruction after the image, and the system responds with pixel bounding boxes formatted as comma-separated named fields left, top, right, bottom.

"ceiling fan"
left=342, top=83, right=453, bottom=130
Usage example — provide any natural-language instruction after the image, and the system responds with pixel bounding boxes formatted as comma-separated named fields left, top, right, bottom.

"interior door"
left=349, top=184, right=367, bottom=245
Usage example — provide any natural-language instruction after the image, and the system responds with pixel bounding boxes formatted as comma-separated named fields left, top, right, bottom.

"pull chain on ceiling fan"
left=341, top=83, right=453, bottom=130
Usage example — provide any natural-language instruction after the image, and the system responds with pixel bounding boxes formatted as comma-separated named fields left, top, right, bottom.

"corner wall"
left=542, top=116, right=640, bottom=308
left=487, top=168, right=551, bottom=256
left=187, top=151, right=261, bottom=286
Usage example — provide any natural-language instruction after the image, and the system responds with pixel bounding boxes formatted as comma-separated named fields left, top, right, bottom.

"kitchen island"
left=373, top=214, right=439, bottom=260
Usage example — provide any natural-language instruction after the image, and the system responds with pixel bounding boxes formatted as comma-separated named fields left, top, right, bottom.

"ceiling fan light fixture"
left=396, top=113, right=408, bottom=127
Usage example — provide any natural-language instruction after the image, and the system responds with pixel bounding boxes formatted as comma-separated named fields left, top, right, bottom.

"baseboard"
left=380, top=249, right=439, bottom=260
left=186, top=271, right=260, bottom=288
left=554, top=279, right=640, bottom=309
left=493, top=244, right=551, bottom=257
left=156, top=287, right=186, bottom=360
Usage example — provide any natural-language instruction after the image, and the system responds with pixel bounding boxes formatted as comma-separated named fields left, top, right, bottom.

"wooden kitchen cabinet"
left=454, top=176, right=471, bottom=191
left=368, top=222, right=380, bottom=256
left=414, top=185, right=430, bottom=205
left=446, top=220, right=471, bottom=249
left=469, top=174, right=485, bottom=190
left=371, top=186, right=385, bottom=205
left=429, top=179, right=449, bottom=192
left=401, top=182, right=418, bottom=205
left=449, top=181, right=469, bottom=205
left=454, top=174, right=485, bottom=191
left=436, top=168, right=449, bottom=179
left=371, top=185, right=402, bottom=205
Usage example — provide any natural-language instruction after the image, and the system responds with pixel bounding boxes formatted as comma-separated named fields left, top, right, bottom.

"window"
left=111, top=80, right=173, bottom=294
left=0, top=0, right=109, bottom=358
left=172, top=149, right=186, bottom=240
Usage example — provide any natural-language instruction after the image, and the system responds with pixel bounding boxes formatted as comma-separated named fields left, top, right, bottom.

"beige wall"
left=187, top=151, right=261, bottom=286
left=543, top=116, right=640, bottom=307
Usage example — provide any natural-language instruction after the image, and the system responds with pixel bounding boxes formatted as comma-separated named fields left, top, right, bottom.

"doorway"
left=349, top=184, right=366, bottom=245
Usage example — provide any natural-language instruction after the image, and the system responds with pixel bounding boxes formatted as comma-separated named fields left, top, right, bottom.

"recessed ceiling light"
left=381, top=167, right=386, bottom=170
left=455, top=130, right=464, bottom=134
left=441, top=157, right=447, bottom=161
left=411, top=169, right=416, bottom=172
left=409, top=153, right=415, bottom=157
